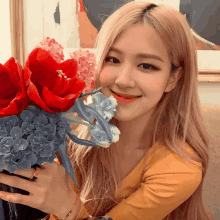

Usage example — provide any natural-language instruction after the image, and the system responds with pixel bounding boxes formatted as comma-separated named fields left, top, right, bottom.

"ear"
left=165, top=67, right=182, bottom=93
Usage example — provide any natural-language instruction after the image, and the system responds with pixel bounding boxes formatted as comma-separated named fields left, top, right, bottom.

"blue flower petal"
left=20, top=110, right=34, bottom=122
left=0, top=161, right=6, bottom=169
left=48, top=117, right=58, bottom=124
left=19, top=159, right=32, bottom=170
left=0, top=121, right=6, bottom=130
left=7, top=163, right=18, bottom=173
left=3, top=116, right=19, bottom=127
left=10, top=126, right=23, bottom=138
left=32, top=144, right=44, bottom=154
left=33, top=114, right=48, bottom=128
left=21, top=122, right=35, bottom=133
left=0, top=130, right=8, bottom=139
left=36, top=156, right=47, bottom=165
left=47, top=151, right=57, bottom=163
left=1, top=137, right=13, bottom=147
left=13, top=138, right=29, bottom=152
left=39, top=149, right=53, bottom=158
left=2, top=153, right=12, bottom=162
left=0, top=142, right=11, bottom=154
left=25, top=152, right=37, bottom=165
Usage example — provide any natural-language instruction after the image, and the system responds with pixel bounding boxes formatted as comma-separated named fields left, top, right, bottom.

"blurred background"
left=1, top=0, right=220, bottom=219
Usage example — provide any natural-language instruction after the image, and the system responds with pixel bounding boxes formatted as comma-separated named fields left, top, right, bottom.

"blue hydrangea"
left=63, top=89, right=120, bottom=148
left=0, top=107, right=70, bottom=174
left=89, top=122, right=110, bottom=147
left=90, top=93, right=117, bottom=122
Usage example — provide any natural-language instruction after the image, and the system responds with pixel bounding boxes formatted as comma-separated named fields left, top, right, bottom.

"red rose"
left=0, top=57, right=28, bottom=117
left=24, top=48, right=86, bottom=113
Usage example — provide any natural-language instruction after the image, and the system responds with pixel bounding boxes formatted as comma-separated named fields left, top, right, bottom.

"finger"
left=0, top=191, right=33, bottom=207
left=0, top=173, right=36, bottom=192
left=13, top=167, right=36, bottom=180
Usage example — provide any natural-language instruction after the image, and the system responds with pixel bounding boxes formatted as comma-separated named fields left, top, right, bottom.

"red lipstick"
left=112, top=93, right=139, bottom=103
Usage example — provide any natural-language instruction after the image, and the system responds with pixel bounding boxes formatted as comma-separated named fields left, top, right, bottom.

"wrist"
left=63, top=196, right=82, bottom=220
left=56, top=191, right=78, bottom=219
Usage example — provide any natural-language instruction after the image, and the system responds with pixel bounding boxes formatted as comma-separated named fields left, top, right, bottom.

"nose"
left=115, top=67, right=135, bottom=89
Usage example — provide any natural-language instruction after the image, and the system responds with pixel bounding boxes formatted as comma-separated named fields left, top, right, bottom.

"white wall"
left=198, top=83, right=220, bottom=107
left=42, top=0, right=79, bottom=48
left=0, top=0, right=11, bottom=64
left=24, top=0, right=44, bottom=60
left=24, top=0, right=80, bottom=60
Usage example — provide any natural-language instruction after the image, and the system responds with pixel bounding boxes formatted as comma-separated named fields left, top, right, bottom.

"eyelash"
left=104, top=56, right=159, bottom=70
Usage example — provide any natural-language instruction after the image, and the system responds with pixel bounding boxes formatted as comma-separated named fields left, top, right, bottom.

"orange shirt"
left=50, top=140, right=202, bottom=220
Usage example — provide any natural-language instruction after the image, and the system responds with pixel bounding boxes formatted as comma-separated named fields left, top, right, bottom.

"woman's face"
left=99, top=24, right=179, bottom=122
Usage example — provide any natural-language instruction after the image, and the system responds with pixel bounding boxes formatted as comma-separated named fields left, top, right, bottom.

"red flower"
left=24, top=48, right=86, bottom=113
left=0, top=58, right=28, bottom=117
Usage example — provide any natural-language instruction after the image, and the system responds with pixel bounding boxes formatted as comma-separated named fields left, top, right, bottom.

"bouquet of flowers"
left=0, top=38, right=120, bottom=220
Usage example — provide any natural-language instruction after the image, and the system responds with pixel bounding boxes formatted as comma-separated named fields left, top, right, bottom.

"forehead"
left=110, top=24, right=170, bottom=63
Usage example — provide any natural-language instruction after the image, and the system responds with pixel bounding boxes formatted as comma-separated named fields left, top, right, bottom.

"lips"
left=111, top=90, right=142, bottom=99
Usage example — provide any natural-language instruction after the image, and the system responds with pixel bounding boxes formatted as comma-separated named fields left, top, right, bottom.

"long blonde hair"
left=68, top=2, right=210, bottom=219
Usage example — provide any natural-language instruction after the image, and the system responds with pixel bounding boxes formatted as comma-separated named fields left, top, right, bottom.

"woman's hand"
left=0, top=161, right=77, bottom=218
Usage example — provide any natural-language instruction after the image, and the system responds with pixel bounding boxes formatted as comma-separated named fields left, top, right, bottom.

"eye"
left=139, top=63, right=159, bottom=70
left=105, top=56, right=120, bottom=63
left=104, top=56, right=159, bottom=70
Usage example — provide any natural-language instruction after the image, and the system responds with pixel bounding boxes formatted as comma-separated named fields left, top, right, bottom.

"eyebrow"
left=108, top=46, right=164, bottom=63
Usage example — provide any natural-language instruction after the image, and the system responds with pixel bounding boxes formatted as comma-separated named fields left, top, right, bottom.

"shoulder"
left=135, top=139, right=203, bottom=210
left=145, top=138, right=202, bottom=167
left=142, top=138, right=202, bottom=185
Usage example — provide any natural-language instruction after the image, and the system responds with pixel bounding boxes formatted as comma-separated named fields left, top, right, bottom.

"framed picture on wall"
left=179, top=0, right=220, bottom=81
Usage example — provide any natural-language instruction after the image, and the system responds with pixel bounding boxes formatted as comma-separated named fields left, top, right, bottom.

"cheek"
left=99, top=68, right=114, bottom=86
left=143, top=77, right=165, bottom=91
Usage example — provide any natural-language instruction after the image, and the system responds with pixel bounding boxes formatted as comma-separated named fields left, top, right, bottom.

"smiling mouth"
left=111, top=90, right=142, bottom=99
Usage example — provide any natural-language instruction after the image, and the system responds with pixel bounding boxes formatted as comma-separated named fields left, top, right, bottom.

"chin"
left=113, top=112, right=136, bottom=122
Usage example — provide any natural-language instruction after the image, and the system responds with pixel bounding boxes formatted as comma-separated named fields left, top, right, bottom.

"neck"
left=110, top=115, right=154, bottom=152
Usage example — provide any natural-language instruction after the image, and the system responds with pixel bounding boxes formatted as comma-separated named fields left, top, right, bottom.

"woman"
left=0, top=2, right=210, bottom=220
